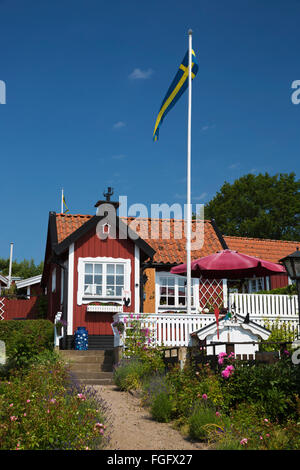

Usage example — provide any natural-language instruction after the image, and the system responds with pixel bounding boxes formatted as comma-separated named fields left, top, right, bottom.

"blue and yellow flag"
left=63, top=194, right=69, bottom=213
left=153, top=49, right=198, bottom=141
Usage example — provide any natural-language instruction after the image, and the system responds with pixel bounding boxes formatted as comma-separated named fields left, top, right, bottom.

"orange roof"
left=56, top=213, right=93, bottom=244
left=55, top=214, right=224, bottom=264
left=224, top=235, right=300, bottom=264
left=55, top=213, right=299, bottom=265
left=121, top=218, right=223, bottom=264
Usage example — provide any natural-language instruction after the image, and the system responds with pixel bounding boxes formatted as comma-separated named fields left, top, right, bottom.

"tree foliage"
left=0, top=258, right=43, bottom=279
left=205, top=172, right=300, bottom=240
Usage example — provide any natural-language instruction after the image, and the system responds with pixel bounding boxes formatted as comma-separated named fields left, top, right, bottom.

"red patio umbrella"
left=171, top=249, right=286, bottom=339
left=170, top=249, right=286, bottom=279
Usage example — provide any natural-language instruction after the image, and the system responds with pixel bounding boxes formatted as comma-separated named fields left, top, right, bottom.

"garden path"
left=94, top=384, right=208, bottom=451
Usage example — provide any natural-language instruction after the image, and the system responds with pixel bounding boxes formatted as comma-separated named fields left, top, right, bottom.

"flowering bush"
left=0, top=356, right=110, bottom=450
left=0, top=320, right=54, bottom=371
left=215, top=402, right=300, bottom=450
left=123, top=314, right=155, bottom=358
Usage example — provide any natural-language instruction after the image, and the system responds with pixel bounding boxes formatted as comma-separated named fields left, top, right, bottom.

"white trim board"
left=67, top=243, right=74, bottom=335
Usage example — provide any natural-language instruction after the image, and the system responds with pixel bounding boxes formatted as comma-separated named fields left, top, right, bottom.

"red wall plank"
left=270, top=274, right=289, bottom=290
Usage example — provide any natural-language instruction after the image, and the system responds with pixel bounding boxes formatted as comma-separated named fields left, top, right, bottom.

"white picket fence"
left=229, top=293, right=298, bottom=317
left=229, top=293, right=299, bottom=331
left=112, top=293, right=299, bottom=349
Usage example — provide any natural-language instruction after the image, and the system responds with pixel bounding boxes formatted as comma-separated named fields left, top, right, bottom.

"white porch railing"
left=112, top=293, right=299, bottom=349
left=229, top=293, right=298, bottom=317
left=229, top=292, right=299, bottom=332
left=112, top=312, right=216, bottom=348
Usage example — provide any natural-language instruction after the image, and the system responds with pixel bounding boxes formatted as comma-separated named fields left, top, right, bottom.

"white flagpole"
left=61, top=188, right=64, bottom=214
left=186, top=29, right=193, bottom=315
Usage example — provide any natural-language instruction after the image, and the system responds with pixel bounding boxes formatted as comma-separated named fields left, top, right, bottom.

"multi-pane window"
left=248, top=277, right=265, bottom=293
left=159, top=276, right=194, bottom=307
left=106, top=264, right=124, bottom=297
left=84, top=263, right=103, bottom=296
left=83, top=262, right=124, bottom=298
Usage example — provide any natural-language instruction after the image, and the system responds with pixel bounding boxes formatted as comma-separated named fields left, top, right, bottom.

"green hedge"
left=257, top=284, right=296, bottom=295
left=0, top=320, right=54, bottom=368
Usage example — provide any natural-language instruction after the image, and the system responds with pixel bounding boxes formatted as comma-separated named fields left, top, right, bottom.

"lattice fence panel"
left=198, top=278, right=224, bottom=310
left=0, top=297, right=5, bottom=321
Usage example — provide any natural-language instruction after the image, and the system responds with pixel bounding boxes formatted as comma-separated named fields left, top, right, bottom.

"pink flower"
left=264, top=418, right=269, bottom=423
left=10, top=416, right=17, bottom=421
left=26, top=399, right=30, bottom=403
left=202, top=394, right=208, bottom=400
left=218, top=352, right=227, bottom=365
left=23, top=413, right=27, bottom=417
left=50, top=398, right=56, bottom=404
left=47, top=409, right=50, bottom=414
left=221, top=365, right=234, bottom=378
left=9, top=403, right=13, bottom=407
left=221, top=369, right=230, bottom=379
left=216, top=412, right=221, bottom=417
left=240, top=438, right=248, bottom=446
left=266, top=433, right=270, bottom=438
left=259, top=436, right=263, bottom=440
left=77, top=393, right=86, bottom=401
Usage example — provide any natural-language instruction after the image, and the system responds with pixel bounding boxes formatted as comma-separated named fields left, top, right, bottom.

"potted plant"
left=112, top=321, right=125, bottom=335
left=55, top=319, right=67, bottom=336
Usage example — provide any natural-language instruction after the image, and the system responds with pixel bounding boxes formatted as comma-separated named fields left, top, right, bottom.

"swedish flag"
left=63, top=194, right=69, bottom=213
left=153, top=49, right=198, bottom=141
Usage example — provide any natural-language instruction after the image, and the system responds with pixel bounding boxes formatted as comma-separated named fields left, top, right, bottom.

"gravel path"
left=94, top=384, right=208, bottom=451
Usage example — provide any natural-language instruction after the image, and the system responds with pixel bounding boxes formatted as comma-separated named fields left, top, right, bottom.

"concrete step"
left=69, top=363, right=113, bottom=373
left=63, top=355, right=113, bottom=365
left=59, top=350, right=113, bottom=357
left=71, top=371, right=113, bottom=380
left=75, top=378, right=113, bottom=385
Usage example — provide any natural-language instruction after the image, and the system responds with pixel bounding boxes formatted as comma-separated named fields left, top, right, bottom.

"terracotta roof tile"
left=56, top=214, right=93, bottom=244
left=121, top=218, right=222, bottom=264
left=55, top=214, right=223, bottom=263
left=224, top=235, right=300, bottom=264
left=55, top=214, right=299, bottom=266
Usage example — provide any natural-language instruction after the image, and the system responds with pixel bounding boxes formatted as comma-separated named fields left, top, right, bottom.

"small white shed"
left=191, top=314, right=271, bottom=360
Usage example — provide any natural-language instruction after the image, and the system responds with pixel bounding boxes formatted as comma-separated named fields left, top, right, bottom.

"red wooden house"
left=41, top=197, right=299, bottom=350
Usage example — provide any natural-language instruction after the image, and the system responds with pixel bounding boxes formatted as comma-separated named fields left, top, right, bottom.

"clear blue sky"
left=0, top=0, right=299, bottom=264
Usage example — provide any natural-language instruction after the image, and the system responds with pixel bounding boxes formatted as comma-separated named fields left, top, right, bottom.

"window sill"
left=86, top=304, right=123, bottom=313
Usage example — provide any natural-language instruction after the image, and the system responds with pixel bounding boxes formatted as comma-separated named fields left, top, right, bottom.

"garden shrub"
left=113, top=357, right=153, bottom=391
left=214, top=402, right=300, bottom=450
left=0, top=320, right=54, bottom=370
left=150, top=391, right=174, bottom=422
left=0, top=354, right=110, bottom=450
left=188, top=403, right=229, bottom=441
left=260, top=318, right=297, bottom=352
left=220, top=357, right=300, bottom=422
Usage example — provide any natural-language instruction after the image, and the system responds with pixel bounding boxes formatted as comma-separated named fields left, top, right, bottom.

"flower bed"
left=113, top=340, right=300, bottom=449
left=0, top=354, right=110, bottom=450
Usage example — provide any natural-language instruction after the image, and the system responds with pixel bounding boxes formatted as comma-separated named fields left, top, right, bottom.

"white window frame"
left=77, top=257, right=131, bottom=305
left=247, top=276, right=265, bottom=293
left=156, top=272, right=199, bottom=312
